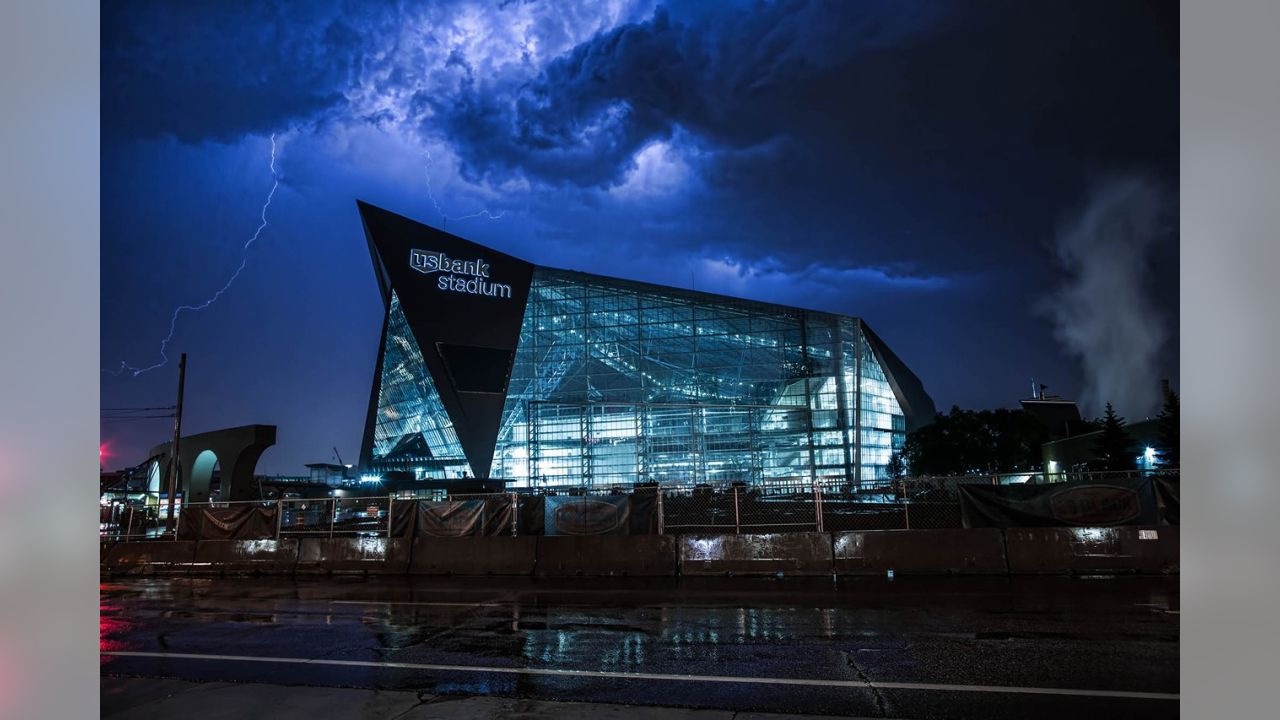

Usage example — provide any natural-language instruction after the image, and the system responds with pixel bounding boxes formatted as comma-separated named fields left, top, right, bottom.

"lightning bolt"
left=421, top=146, right=504, bottom=231
left=109, top=133, right=280, bottom=377
left=454, top=209, right=506, bottom=221
left=421, top=147, right=447, bottom=226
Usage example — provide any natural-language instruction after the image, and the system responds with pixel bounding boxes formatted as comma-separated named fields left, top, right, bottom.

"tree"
left=901, top=406, right=1048, bottom=476
left=886, top=452, right=906, bottom=479
left=1156, top=390, right=1179, bottom=467
left=1091, top=402, right=1137, bottom=471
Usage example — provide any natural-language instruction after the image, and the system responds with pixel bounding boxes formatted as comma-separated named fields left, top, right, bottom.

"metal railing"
left=100, top=470, right=1177, bottom=541
left=99, top=496, right=396, bottom=542
left=99, top=503, right=170, bottom=541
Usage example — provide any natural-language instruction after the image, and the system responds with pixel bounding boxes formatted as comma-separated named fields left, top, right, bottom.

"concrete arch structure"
left=149, top=424, right=276, bottom=503
left=190, top=449, right=220, bottom=499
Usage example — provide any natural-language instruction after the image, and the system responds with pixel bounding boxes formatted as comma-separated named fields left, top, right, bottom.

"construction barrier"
left=295, top=537, right=411, bottom=575
left=1004, top=526, right=1179, bottom=574
left=102, top=541, right=197, bottom=575
left=191, top=539, right=300, bottom=575
left=409, top=536, right=537, bottom=575
left=832, top=528, right=1008, bottom=575
left=99, top=527, right=1180, bottom=577
left=536, top=535, right=677, bottom=576
left=678, top=532, right=833, bottom=577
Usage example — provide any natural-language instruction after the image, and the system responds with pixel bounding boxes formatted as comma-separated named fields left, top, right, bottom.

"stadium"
left=357, top=201, right=936, bottom=490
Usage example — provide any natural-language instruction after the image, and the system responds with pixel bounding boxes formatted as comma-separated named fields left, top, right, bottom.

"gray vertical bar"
left=902, top=480, right=911, bottom=530
left=657, top=487, right=665, bottom=535
left=733, top=486, right=740, bottom=534
left=814, top=480, right=824, bottom=533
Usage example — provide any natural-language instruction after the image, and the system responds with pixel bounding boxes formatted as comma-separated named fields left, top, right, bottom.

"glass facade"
left=370, top=292, right=473, bottom=479
left=369, top=267, right=911, bottom=488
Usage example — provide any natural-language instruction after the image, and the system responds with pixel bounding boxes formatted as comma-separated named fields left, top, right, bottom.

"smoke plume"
left=1048, top=175, right=1169, bottom=419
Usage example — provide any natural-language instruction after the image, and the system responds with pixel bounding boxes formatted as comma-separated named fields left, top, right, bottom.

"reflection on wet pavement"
left=101, top=576, right=1178, bottom=719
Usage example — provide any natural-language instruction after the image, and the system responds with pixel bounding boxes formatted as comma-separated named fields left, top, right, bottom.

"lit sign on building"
left=410, top=249, right=512, bottom=299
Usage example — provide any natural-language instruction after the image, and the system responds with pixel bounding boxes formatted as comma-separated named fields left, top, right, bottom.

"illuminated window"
left=370, top=292, right=473, bottom=477
left=486, top=269, right=912, bottom=487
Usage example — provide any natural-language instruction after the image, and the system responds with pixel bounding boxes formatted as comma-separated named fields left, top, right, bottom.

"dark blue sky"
left=100, top=0, right=1178, bottom=474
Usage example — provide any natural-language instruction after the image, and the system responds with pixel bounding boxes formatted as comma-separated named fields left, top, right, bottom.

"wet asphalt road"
left=100, top=575, right=1179, bottom=719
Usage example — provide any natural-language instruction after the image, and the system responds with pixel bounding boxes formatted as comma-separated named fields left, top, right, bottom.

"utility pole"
left=165, top=353, right=187, bottom=534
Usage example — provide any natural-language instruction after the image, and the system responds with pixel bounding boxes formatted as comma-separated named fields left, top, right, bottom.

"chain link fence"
left=99, top=502, right=165, bottom=540
left=277, top=497, right=392, bottom=537
left=102, top=470, right=1177, bottom=541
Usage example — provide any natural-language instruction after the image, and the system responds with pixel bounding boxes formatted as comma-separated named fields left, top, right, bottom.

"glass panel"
left=856, top=328, right=906, bottom=482
left=369, top=292, right=473, bottom=478
left=363, top=266, right=915, bottom=490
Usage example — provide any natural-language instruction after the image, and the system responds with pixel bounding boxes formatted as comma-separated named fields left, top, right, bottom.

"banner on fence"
left=418, top=499, right=486, bottom=537
left=394, top=497, right=516, bottom=537
left=177, top=505, right=278, bottom=540
left=390, top=499, right=416, bottom=537
left=545, top=495, right=631, bottom=535
left=519, top=495, right=545, bottom=535
left=958, top=478, right=1160, bottom=528
left=629, top=489, right=660, bottom=534
left=481, top=495, right=517, bottom=536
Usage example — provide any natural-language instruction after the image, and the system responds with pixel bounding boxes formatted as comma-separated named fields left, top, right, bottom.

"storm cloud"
left=100, top=1, right=1178, bottom=472
left=426, top=1, right=949, bottom=188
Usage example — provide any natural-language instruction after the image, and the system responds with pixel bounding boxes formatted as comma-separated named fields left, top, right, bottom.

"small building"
left=1019, top=387, right=1089, bottom=439
left=305, top=462, right=354, bottom=486
left=1041, top=418, right=1163, bottom=474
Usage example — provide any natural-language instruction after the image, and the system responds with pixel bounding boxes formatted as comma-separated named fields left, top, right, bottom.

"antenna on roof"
left=1030, top=378, right=1038, bottom=399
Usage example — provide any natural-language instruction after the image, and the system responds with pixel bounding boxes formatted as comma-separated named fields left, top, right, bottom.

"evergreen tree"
left=1156, top=390, right=1179, bottom=467
left=901, top=406, right=1048, bottom=476
left=1091, top=402, right=1137, bottom=471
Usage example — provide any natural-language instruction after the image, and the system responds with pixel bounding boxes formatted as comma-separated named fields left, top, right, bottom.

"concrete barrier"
left=833, top=528, right=1008, bottom=575
left=103, top=528, right=1179, bottom=577
left=103, top=541, right=197, bottom=575
left=536, top=535, right=677, bottom=576
left=1004, top=526, right=1179, bottom=575
left=410, top=536, right=537, bottom=575
left=192, top=539, right=299, bottom=575
left=679, top=533, right=833, bottom=576
left=295, top=537, right=411, bottom=575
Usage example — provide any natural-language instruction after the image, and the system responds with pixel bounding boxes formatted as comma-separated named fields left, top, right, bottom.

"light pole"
left=165, top=353, right=187, bottom=535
